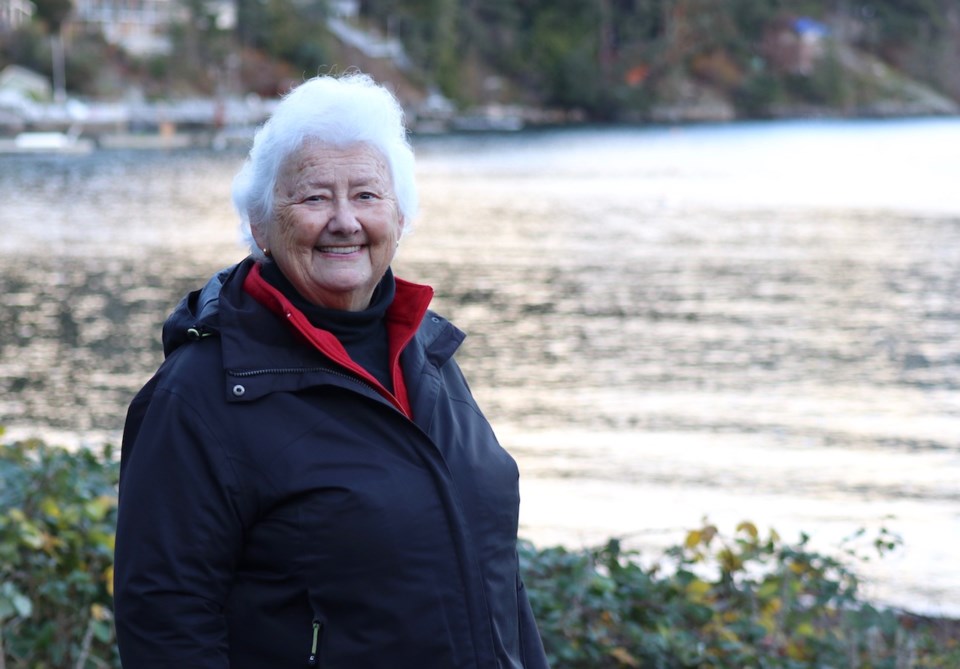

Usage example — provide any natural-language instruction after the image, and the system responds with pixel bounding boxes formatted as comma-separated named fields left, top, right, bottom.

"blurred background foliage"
left=1, top=431, right=958, bottom=668
left=1, top=0, right=957, bottom=119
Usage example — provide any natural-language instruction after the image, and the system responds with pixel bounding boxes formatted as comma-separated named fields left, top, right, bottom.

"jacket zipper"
left=231, top=366, right=334, bottom=377
left=307, top=619, right=322, bottom=667
left=231, top=367, right=376, bottom=394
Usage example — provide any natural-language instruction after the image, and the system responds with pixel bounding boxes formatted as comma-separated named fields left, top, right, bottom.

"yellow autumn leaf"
left=19, top=524, right=46, bottom=550
left=786, top=640, right=811, bottom=661
left=40, top=497, right=62, bottom=519
left=758, top=580, right=780, bottom=599
left=609, top=647, right=640, bottom=667
left=761, top=598, right=782, bottom=617
left=84, top=495, right=118, bottom=520
left=105, top=566, right=114, bottom=597
left=685, top=578, right=712, bottom=602
left=758, top=610, right=777, bottom=633
left=41, top=532, right=64, bottom=554
left=718, top=548, right=743, bottom=572
left=89, top=529, right=116, bottom=551
left=91, top=603, right=110, bottom=621
left=736, top=521, right=758, bottom=538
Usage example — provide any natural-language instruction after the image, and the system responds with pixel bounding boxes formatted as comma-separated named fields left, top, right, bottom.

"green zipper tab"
left=308, top=619, right=321, bottom=667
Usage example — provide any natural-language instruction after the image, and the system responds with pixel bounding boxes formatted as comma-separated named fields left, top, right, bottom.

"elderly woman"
left=113, top=74, right=550, bottom=669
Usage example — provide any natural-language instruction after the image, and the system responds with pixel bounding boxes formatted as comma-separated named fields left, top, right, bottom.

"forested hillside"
left=344, top=0, right=960, bottom=119
left=4, top=0, right=958, bottom=121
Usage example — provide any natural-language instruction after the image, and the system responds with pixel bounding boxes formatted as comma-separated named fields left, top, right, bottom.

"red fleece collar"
left=243, top=263, right=434, bottom=419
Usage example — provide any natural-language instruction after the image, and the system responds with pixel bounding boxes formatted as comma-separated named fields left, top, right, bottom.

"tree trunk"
left=51, top=28, right=66, bottom=104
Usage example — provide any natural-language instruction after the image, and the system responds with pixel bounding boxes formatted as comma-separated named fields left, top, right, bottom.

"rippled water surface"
left=2, top=119, right=958, bottom=615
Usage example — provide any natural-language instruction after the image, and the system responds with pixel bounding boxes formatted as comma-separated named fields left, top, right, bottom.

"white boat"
left=0, top=127, right=94, bottom=154
left=98, top=131, right=195, bottom=150
left=450, top=104, right=525, bottom=132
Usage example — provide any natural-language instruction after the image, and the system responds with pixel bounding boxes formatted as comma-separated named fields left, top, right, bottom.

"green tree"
left=459, top=0, right=527, bottom=88
left=0, top=23, right=49, bottom=78
left=864, top=0, right=948, bottom=44
left=31, top=0, right=72, bottom=32
left=237, top=0, right=330, bottom=75
left=526, top=0, right=605, bottom=110
left=357, top=0, right=461, bottom=97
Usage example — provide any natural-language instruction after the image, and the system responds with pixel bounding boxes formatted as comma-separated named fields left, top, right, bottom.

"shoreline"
left=1, top=94, right=958, bottom=154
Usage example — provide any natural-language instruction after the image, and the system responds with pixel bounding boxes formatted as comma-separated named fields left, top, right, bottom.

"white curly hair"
left=231, top=72, right=419, bottom=260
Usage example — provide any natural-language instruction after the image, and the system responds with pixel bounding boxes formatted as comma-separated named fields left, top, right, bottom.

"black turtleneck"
left=259, top=262, right=396, bottom=392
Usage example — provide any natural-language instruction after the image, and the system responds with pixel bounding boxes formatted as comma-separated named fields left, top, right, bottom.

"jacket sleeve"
left=114, top=382, right=245, bottom=669
left=518, top=577, right=551, bottom=668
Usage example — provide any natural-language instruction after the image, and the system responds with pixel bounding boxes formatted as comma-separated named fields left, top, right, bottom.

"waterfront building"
left=71, top=0, right=186, bottom=55
left=0, top=0, right=34, bottom=32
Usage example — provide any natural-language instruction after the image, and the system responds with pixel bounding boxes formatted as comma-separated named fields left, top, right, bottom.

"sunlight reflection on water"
left=1, top=119, right=959, bottom=615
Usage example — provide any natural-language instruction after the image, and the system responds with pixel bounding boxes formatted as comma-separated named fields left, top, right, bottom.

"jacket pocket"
left=307, top=618, right=324, bottom=667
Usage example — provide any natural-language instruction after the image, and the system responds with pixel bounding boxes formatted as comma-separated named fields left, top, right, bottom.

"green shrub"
left=1, top=430, right=957, bottom=667
left=521, top=522, right=959, bottom=668
left=0, top=430, right=120, bottom=669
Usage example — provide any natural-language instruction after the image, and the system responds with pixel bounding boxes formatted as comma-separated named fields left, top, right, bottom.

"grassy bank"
left=1, top=433, right=957, bottom=668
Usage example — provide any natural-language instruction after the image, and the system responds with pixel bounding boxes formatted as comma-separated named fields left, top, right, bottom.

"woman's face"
left=258, top=141, right=404, bottom=311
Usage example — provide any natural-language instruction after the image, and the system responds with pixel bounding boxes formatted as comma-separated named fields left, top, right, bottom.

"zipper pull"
left=307, top=619, right=321, bottom=666
left=186, top=325, right=213, bottom=341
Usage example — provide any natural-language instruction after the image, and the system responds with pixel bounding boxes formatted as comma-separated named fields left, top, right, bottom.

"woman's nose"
left=326, top=199, right=362, bottom=233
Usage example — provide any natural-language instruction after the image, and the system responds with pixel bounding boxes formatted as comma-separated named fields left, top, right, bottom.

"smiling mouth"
left=317, top=245, right=363, bottom=254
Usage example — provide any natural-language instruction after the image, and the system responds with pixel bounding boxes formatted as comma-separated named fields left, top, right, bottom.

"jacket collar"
left=163, top=257, right=465, bottom=407
left=242, top=262, right=436, bottom=417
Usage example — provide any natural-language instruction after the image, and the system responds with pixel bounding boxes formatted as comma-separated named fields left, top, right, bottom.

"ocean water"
left=1, top=118, right=958, bottom=615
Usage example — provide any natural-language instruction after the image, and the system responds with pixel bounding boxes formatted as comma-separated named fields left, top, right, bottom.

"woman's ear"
left=251, top=220, right=268, bottom=252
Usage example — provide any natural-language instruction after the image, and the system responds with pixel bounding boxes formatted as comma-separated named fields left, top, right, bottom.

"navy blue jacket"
left=114, top=259, right=549, bottom=668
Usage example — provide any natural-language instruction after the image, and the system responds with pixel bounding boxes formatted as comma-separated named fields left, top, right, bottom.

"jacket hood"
left=161, top=262, right=239, bottom=357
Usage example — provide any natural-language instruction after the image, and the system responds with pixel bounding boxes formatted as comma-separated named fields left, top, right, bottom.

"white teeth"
left=318, top=245, right=361, bottom=254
